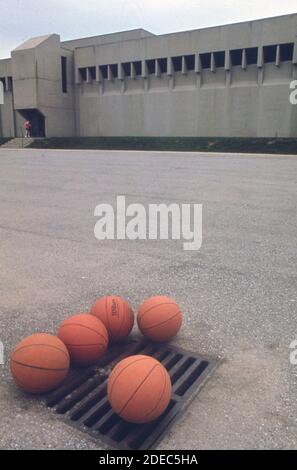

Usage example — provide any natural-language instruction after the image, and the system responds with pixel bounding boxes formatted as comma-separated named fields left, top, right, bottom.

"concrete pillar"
left=107, top=65, right=113, bottom=81
left=257, top=48, right=264, bottom=85
left=257, top=47, right=264, bottom=68
left=98, top=67, right=104, bottom=83
left=276, top=45, right=280, bottom=67
left=141, top=60, right=148, bottom=79
left=225, top=51, right=231, bottom=71
left=293, top=41, right=297, bottom=65
left=131, top=62, right=136, bottom=79
left=86, top=68, right=91, bottom=83
left=167, top=57, right=173, bottom=76
left=75, top=68, right=80, bottom=85
left=242, top=49, right=247, bottom=69
left=118, top=63, right=124, bottom=81
left=182, top=56, right=187, bottom=75
left=195, top=53, right=200, bottom=73
left=155, top=59, right=161, bottom=78
left=293, top=42, right=297, bottom=79
left=210, top=53, right=216, bottom=72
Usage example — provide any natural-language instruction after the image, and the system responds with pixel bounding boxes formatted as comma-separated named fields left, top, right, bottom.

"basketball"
left=137, top=296, right=182, bottom=342
left=10, top=333, right=70, bottom=394
left=108, top=355, right=172, bottom=423
left=57, top=313, right=109, bottom=365
left=90, top=296, right=134, bottom=342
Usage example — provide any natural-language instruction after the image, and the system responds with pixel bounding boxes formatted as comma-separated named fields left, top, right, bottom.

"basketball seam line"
left=59, top=323, right=108, bottom=343
left=116, top=298, right=127, bottom=339
left=12, top=343, right=69, bottom=360
left=139, top=366, right=169, bottom=421
left=11, top=359, right=68, bottom=371
left=109, top=356, right=151, bottom=398
left=140, top=310, right=182, bottom=331
left=116, top=300, right=134, bottom=340
left=105, top=296, right=112, bottom=337
left=139, top=302, right=178, bottom=321
left=119, top=363, right=160, bottom=416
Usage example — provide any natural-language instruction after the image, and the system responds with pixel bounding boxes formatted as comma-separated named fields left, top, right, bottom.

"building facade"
left=0, top=13, right=297, bottom=138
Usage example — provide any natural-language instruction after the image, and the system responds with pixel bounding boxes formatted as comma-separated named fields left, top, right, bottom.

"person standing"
left=24, top=120, right=31, bottom=138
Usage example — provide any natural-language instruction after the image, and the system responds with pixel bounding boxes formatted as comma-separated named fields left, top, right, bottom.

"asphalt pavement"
left=0, top=149, right=296, bottom=449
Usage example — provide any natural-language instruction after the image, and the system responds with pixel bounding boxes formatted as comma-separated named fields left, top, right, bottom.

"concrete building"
left=1, top=13, right=297, bottom=138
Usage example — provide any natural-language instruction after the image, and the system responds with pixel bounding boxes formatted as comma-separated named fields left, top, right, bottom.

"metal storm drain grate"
left=46, top=340, right=218, bottom=450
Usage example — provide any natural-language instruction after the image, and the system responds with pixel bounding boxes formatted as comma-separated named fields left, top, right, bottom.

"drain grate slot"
left=152, top=349, right=171, bottom=362
left=46, top=339, right=218, bottom=450
left=55, top=376, right=103, bottom=414
left=98, top=412, right=120, bottom=434
left=70, top=384, right=107, bottom=421
left=170, top=357, right=196, bottom=384
left=163, top=353, right=183, bottom=370
left=47, top=369, right=95, bottom=408
left=175, top=360, right=209, bottom=397
left=128, top=400, right=177, bottom=450
left=84, top=400, right=111, bottom=427
left=111, top=420, right=137, bottom=443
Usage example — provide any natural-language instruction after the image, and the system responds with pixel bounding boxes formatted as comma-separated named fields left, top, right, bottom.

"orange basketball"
left=57, top=313, right=108, bottom=365
left=90, top=296, right=134, bottom=343
left=10, top=333, right=70, bottom=394
left=137, top=296, right=182, bottom=342
left=108, top=355, right=172, bottom=423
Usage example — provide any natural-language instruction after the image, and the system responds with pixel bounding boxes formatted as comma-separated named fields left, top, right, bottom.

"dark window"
left=146, top=59, right=156, bottom=74
left=158, top=58, right=167, bottom=74
left=185, top=54, right=195, bottom=70
left=214, top=51, right=225, bottom=68
left=79, top=67, right=87, bottom=81
left=172, top=56, right=182, bottom=72
left=110, top=64, right=118, bottom=78
left=133, top=61, right=142, bottom=76
left=89, top=66, right=96, bottom=80
left=99, top=65, right=108, bottom=79
left=246, top=47, right=258, bottom=65
left=280, top=43, right=294, bottom=62
left=200, top=53, right=211, bottom=69
left=61, top=56, right=67, bottom=92
left=231, top=49, right=243, bottom=66
left=7, top=77, right=13, bottom=91
left=122, top=62, right=131, bottom=77
left=264, top=45, right=277, bottom=63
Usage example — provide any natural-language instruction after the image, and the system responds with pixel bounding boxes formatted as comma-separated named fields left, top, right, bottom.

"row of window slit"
left=0, top=43, right=295, bottom=93
left=78, top=43, right=295, bottom=82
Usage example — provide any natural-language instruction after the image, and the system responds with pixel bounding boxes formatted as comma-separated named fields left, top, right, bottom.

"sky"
left=0, top=0, right=296, bottom=58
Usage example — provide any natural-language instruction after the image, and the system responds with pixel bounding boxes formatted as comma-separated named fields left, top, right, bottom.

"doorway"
left=18, top=109, right=46, bottom=137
